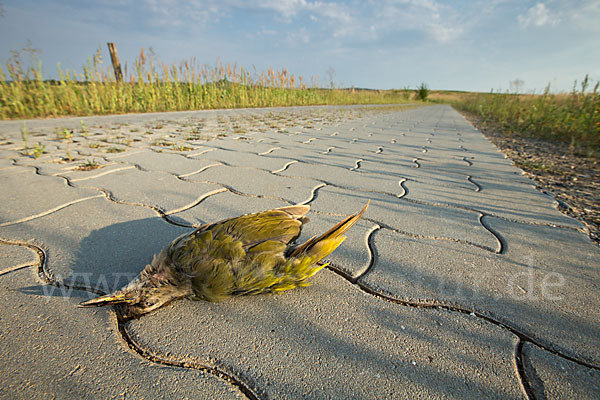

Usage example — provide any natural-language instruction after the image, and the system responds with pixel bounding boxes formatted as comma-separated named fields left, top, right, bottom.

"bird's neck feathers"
left=137, top=250, right=192, bottom=295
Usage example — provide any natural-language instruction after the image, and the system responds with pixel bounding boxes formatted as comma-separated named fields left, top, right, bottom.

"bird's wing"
left=192, top=204, right=310, bottom=249
left=168, top=205, right=310, bottom=301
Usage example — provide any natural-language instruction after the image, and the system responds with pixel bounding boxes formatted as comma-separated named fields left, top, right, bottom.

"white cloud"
left=135, top=0, right=471, bottom=44
left=375, top=0, right=465, bottom=43
left=138, top=0, right=356, bottom=41
left=141, top=0, right=221, bottom=27
left=305, top=2, right=352, bottom=24
left=255, top=0, right=303, bottom=18
left=255, top=0, right=351, bottom=24
left=518, top=3, right=559, bottom=28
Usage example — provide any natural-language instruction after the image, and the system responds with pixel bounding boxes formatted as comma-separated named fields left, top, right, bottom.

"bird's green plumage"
left=168, top=206, right=341, bottom=301
left=79, top=202, right=369, bottom=317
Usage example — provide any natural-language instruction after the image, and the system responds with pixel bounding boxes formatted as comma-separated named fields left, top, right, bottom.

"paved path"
left=1, top=105, right=599, bottom=399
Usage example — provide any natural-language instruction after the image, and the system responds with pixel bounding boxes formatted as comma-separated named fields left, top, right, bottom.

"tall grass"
left=0, top=47, right=412, bottom=119
left=450, top=77, right=600, bottom=156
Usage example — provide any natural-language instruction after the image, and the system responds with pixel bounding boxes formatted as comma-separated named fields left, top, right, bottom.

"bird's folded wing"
left=192, top=205, right=310, bottom=249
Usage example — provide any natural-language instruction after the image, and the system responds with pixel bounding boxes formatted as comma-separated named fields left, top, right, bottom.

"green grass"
left=56, top=128, right=73, bottom=141
left=514, top=160, right=556, bottom=173
left=446, top=77, right=600, bottom=157
left=0, top=47, right=413, bottom=119
left=33, top=143, right=45, bottom=159
left=415, top=82, right=429, bottom=101
left=76, top=159, right=102, bottom=171
left=21, top=142, right=45, bottom=159
left=21, top=121, right=27, bottom=142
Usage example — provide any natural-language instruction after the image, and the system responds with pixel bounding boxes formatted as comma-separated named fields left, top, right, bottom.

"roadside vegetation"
left=0, top=47, right=413, bottom=119
left=415, top=82, right=429, bottom=101
left=433, top=77, right=600, bottom=157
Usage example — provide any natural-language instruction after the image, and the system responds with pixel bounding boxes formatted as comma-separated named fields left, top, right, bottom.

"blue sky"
left=1, top=0, right=598, bottom=92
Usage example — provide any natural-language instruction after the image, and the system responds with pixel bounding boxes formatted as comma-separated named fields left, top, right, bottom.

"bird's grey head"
left=79, top=273, right=186, bottom=319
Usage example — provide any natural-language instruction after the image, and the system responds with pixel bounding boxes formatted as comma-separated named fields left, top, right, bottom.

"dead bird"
left=80, top=201, right=369, bottom=318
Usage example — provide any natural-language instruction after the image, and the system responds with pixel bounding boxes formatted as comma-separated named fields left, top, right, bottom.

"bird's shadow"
left=23, top=217, right=190, bottom=301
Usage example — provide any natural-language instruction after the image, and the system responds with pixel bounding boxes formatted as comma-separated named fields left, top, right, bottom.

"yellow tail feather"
left=289, top=200, right=369, bottom=258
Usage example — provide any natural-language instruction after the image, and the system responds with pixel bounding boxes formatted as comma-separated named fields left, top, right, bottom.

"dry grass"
left=0, top=47, right=413, bottom=119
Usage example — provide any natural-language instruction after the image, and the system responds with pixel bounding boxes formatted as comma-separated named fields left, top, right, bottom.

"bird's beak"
left=79, top=292, right=134, bottom=307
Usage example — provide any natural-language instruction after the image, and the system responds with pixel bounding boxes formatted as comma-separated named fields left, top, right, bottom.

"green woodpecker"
left=80, top=201, right=369, bottom=318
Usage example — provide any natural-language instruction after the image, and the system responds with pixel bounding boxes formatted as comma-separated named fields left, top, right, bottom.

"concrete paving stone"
left=198, top=136, right=291, bottom=155
left=369, top=141, right=439, bottom=160
left=405, top=165, right=531, bottom=192
left=186, top=140, right=255, bottom=157
left=16, top=157, right=100, bottom=177
left=0, top=107, right=382, bottom=150
left=186, top=164, right=324, bottom=204
left=360, top=218, right=600, bottom=365
left=0, top=148, right=21, bottom=164
left=522, top=342, right=600, bottom=399
left=0, top=242, right=39, bottom=275
left=70, top=167, right=224, bottom=214
left=293, top=135, right=350, bottom=150
left=0, top=167, right=101, bottom=226
left=57, top=163, right=137, bottom=182
left=310, top=186, right=499, bottom=251
left=171, top=190, right=290, bottom=227
left=404, top=177, right=581, bottom=228
left=248, top=131, right=312, bottom=147
left=100, top=148, right=154, bottom=162
left=403, top=170, right=478, bottom=191
left=0, top=111, right=211, bottom=138
left=294, top=134, right=394, bottom=158
left=302, top=131, right=366, bottom=146
left=275, top=147, right=364, bottom=170
left=410, top=157, right=532, bottom=185
left=98, top=148, right=221, bottom=176
left=484, top=216, right=600, bottom=362
left=96, top=143, right=132, bottom=155
left=332, top=132, right=457, bottom=167
left=0, top=157, right=15, bottom=169
left=127, top=269, right=523, bottom=400
left=379, top=121, right=525, bottom=166
left=292, top=125, right=348, bottom=137
left=416, top=149, right=488, bottom=167
left=0, top=164, right=31, bottom=176
left=0, top=269, right=244, bottom=400
left=189, top=147, right=298, bottom=171
left=417, top=132, right=463, bottom=145
left=279, top=160, right=410, bottom=195
left=359, top=154, right=465, bottom=182
left=452, top=134, right=509, bottom=152
left=1, top=197, right=189, bottom=290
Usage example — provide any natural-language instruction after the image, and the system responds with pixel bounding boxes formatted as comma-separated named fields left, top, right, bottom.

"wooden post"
left=107, top=42, right=123, bottom=82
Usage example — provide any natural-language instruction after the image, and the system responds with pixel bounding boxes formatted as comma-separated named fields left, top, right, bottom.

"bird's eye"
left=144, top=301, right=155, bottom=307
